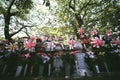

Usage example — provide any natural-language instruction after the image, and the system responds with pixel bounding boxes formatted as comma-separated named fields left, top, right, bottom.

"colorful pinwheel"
left=91, top=30, right=97, bottom=35
left=77, top=28, right=84, bottom=35
left=91, top=37, right=104, bottom=48
left=25, top=40, right=35, bottom=49
left=25, top=53, right=30, bottom=59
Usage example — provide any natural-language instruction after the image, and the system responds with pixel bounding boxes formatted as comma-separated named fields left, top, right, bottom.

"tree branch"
left=10, top=26, right=25, bottom=37
left=23, top=27, right=30, bottom=38
left=82, top=9, right=87, bottom=20
left=80, top=0, right=92, bottom=11
left=69, top=0, right=75, bottom=11
left=7, top=0, right=15, bottom=13
left=10, top=19, right=35, bottom=37
left=10, top=11, right=19, bottom=16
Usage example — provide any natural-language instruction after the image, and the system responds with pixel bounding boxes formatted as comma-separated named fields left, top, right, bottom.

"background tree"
left=0, top=0, right=119, bottom=41
left=55, top=0, right=120, bottom=38
left=0, top=0, right=33, bottom=41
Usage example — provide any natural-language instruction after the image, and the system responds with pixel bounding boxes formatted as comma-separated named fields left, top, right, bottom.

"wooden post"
left=95, top=65, right=100, bottom=74
left=48, top=64, right=51, bottom=76
left=104, top=62, right=110, bottom=76
left=1, top=64, right=7, bottom=75
left=23, top=64, right=28, bottom=76
left=30, top=66, right=33, bottom=76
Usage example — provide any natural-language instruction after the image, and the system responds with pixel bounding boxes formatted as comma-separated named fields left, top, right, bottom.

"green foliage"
left=99, top=1, right=120, bottom=30
left=0, top=0, right=34, bottom=40
left=54, top=0, right=120, bottom=35
left=37, top=26, right=74, bottom=37
left=14, top=0, right=33, bottom=20
left=14, top=0, right=33, bottom=10
left=0, top=0, right=33, bottom=20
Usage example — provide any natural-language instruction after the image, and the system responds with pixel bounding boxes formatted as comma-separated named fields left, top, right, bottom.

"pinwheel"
left=91, top=30, right=97, bottom=35
left=25, top=40, right=35, bottom=49
left=68, top=39, right=75, bottom=46
left=91, top=37, right=104, bottom=48
left=25, top=53, right=30, bottom=59
left=41, top=53, right=50, bottom=63
left=77, top=28, right=84, bottom=35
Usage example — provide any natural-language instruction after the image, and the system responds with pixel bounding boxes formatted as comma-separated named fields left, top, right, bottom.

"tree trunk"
left=75, top=14, right=83, bottom=27
left=74, top=27, right=80, bottom=39
left=4, top=13, right=12, bottom=41
left=74, top=14, right=83, bottom=39
left=69, top=0, right=83, bottom=39
left=3, top=0, right=16, bottom=42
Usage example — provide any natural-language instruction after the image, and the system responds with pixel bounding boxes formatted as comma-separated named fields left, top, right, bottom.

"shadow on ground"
left=0, top=72, right=120, bottom=80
